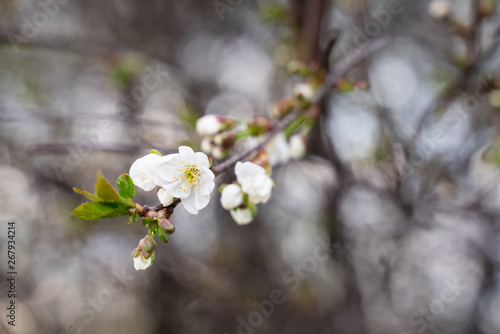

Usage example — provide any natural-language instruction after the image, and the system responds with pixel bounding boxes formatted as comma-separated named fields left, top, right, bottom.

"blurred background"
left=1, top=0, right=500, bottom=333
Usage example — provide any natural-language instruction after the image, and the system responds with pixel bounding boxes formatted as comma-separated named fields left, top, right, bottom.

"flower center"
left=176, top=162, right=201, bottom=192
left=184, top=166, right=200, bottom=183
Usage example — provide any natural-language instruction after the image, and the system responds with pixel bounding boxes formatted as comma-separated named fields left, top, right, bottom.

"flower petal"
left=198, top=166, right=215, bottom=196
left=178, top=146, right=195, bottom=156
left=230, top=208, right=253, bottom=225
left=235, top=161, right=266, bottom=193
left=156, top=155, right=182, bottom=183
left=164, top=179, right=191, bottom=198
left=129, top=153, right=163, bottom=191
left=194, top=151, right=210, bottom=169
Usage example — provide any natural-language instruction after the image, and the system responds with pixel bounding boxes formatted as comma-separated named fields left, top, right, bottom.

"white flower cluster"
left=196, top=114, right=235, bottom=160
left=265, top=132, right=307, bottom=166
left=129, top=146, right=215, bottom=215
left=220, top=161, right=274, bottom=225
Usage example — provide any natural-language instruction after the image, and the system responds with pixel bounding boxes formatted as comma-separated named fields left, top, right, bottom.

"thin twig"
left=211, top=108, right=302, bottom=175
left=212, top=37, right=390, bottom=176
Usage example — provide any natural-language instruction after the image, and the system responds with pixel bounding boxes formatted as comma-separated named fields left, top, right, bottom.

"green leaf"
left=179, top=107, right=199, bottom=131
left=246, top=200, right=258, bottom=219
left=95, top=171, right=127, bottom=204
left=157, top=228, right=169, bottom=243
left=128, top=213, right=139, bottom=224
left=148, top=223, right=158, bottom=236
left=73, top=187, right=98, bottom=201
left=71, top=201, right=132, bottom=220
left=150, top=149, right=162, bottom=156
left=117, top=173, right=135, bottom=199
left=142, top=218, right=154, bottom=226
left=283, top=115, right=305, bottom=138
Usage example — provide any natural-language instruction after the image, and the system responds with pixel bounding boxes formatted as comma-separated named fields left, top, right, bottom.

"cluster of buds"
left=197, top=115, right=238, bottom=159
left=220, top=161, right=274, bottom=225
left=132, top=235, right=156, bottom=270
left=131, top=208, right=176, bottom=270
left=197, top=114, right=275, bottom=160
left=270, top=83, right=317, bottom=120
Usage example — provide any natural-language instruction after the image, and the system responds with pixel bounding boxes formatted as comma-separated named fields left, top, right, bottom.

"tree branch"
left=212, top=36, right=389, bottom=176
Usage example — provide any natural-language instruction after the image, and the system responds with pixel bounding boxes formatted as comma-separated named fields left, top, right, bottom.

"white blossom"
left=212, top=146, right=226, bottom=160
left=133, top=253, right=154, bottom=270
left=157, top=187, right=174, bottom=206
left=428, top=0, right=450, bottom=19
left=129, top=153, right=163, bottom=191
left=200, top=137, right=213, bottom=154
left=155, top=146, right=215, bottom=214
left=289, top=134, right=307, bottom=159
left=230, top=208, right=253, bottom=225
left=220, top=184, right=244, bottom=210
left=235, top=161, right=273, bottom=204
left=265, top=132, right=290, bottom=166
left=293, top=83, right=315, bottom=100
left=196, top=115, right=223, bottom=136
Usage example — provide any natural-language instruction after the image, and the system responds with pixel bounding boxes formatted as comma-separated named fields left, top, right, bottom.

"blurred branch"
left=297, top=0, right=326, bottom=64
left=212, top=108, right=302, bottom=176
left=0, top=27, right=176, bottom=66
left=31, top=142, right=141, bottom=154
left=212, top=37, right=389, bottom=176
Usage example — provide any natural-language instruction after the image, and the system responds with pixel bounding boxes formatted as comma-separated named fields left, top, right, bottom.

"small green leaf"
left=73, top=187, right=98, bottom=201
left=95, top=171, right=127, bottom=204
left=179, top=107, right=199, bottom=131
left=142, top=218, right=154, bottom=226
left=150, top=149, right=162, bottom=156
left=128, top=213, right=139, bottom=224
left=208, top=157, right=213, bottom=168
left=148, top=223, right=158, bottom=236
left=71, top=201, right=131, bottom=220
left=157, top=228, right=169, bottom=243
left=246, top=201, right=258, bottom=219
left=117, top=173, right=135, bottom=199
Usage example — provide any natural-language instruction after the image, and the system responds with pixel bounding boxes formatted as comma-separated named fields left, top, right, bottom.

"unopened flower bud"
left=270, top=99, right=294, bottom=120
left=139, top=234, right=156, bottom=255
left=478, top=0, right=495, bottom=18
left=132, top=235, right=157, bottom=270
left=200, top=137, right=213, bottom=154
left=157, top=187, right=174, bottom=206
left=212, top=146, right=228, bottom=160
left=428, top=0, right=451, bottom=20
left=249, top=115, right=273, bottom=136
left=133, top=251, right=155, bottom=271
left=293, top=83, right=315, bottom=101
left=132, top=203, right=145, bottom=215
left=265, top=132, right=290, bottom=167
left=159, top=218, right=176, bottom=234
left=196, top=115, right=234, bottom=136
left=289, top=134, right=307, bottom=159
left=251, top=150, right=270, bottom=171
left=220, top=184, right=244, bottom=210
left=230, top=207, right=254, bottom=225
left=213, top=133, right=236, bottom=148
